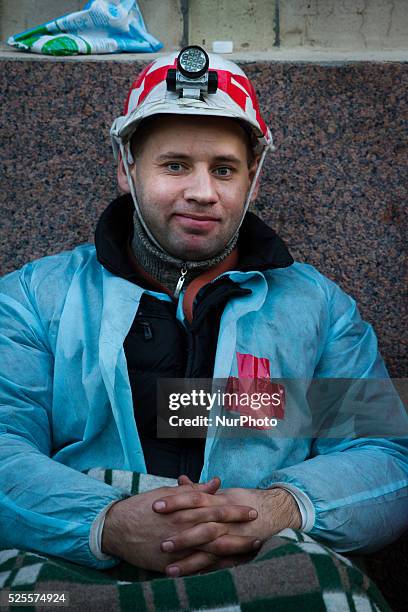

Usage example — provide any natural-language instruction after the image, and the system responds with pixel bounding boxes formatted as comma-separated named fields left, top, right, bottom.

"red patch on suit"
left=224, top=352, right=285, bottom=429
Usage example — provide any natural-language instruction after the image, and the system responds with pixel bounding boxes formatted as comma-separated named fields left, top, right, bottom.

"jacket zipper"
left=184, top=324, right=195, bottom=378
left=174, top=265, right=188, bottom=298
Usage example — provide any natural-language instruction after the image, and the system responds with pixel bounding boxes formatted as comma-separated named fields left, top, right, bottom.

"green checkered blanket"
left=0, top=469, right=390, bottom=611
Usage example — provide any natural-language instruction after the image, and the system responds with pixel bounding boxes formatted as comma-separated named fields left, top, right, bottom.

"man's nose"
left=183, top=168, right=218, bottom=205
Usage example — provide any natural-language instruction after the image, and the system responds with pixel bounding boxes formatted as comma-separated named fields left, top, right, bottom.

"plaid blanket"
left=0, top=469, right=390, bottom=611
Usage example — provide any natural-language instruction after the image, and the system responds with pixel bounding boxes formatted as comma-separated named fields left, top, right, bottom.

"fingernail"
left=167, top=565, right=180, bottom=577
left=153, top=500, right=166, bottom=511
left=161, top=541, right=174, bottom=552
left=253, top=539, right=262, bottom=549
left=249, top=510, right=258, bottom=519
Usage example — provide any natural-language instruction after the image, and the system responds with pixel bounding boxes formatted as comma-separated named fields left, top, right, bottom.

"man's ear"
left=117, top=153, right=132, bottom=194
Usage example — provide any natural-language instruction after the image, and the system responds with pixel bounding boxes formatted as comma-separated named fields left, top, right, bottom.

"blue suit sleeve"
left=260, top=279, right=408, bottom=553
left=0, top=265, right=125, bottom=568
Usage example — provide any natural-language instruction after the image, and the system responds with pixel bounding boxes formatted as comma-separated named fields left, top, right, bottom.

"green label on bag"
left=42, top=36, right=80, bottom=56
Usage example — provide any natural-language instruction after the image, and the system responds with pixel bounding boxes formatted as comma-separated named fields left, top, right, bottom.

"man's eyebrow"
left=212, top=155, right=242, bottom=164
left=155, top=152, right=190, bottom=161
left=155, top=152, right=243, bottom=164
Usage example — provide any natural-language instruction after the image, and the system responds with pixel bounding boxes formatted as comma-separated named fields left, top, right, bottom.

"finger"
left=153, top=488, right=216, bottom=513
left=177, top=475, right=193, bottom=486
left=171, top=504, right=258, bottom=525
left=178, top=475, right=221, bottom=494
left=165, top=551, right=218, bottom=577
left=152, top=490, right=212, bottom=513
left=161, top=522, right=227, bottom=553
left=154, top=490, right=251, bottom=514
left=198, top=535, right=262, bottom=556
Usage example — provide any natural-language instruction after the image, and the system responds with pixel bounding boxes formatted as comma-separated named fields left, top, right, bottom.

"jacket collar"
left=95, top=194, right=293, bottom=286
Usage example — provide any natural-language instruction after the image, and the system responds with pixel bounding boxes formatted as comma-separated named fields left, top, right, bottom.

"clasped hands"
left=102, top=475, right=301, bottom=577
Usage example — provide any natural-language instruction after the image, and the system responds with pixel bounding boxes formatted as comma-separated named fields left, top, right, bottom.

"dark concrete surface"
left=1, top=59, right=407, bottom=377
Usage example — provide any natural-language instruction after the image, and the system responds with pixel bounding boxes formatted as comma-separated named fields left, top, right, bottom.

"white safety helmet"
left=110, top=46, right=274, bottom=253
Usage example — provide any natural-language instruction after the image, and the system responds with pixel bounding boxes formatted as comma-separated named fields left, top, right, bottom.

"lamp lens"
left=179, top=48, right=207, bottom=75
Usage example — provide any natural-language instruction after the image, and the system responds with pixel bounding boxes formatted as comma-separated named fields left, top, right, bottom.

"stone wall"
left=1, top=57, right=406, bottom=377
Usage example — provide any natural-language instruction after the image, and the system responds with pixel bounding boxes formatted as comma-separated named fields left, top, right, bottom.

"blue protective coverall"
left=0, top=243, right=407, bottom=568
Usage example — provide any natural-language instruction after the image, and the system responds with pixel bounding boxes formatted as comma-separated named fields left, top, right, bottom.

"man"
left=0, top=47, right=407, bottom=596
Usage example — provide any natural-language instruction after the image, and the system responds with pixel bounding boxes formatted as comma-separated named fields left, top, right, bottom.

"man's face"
left=123, top=115, right=257, bottom=261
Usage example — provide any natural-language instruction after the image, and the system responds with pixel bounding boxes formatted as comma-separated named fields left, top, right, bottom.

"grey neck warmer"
left=131, top=212, right=238, bottom=295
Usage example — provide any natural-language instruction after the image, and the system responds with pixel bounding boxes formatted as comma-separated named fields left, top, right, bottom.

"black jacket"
left=95, top=194, right=293, bottom=480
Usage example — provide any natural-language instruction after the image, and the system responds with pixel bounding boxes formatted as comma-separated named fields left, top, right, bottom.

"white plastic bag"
left=7, top=0, right=162, bottom=55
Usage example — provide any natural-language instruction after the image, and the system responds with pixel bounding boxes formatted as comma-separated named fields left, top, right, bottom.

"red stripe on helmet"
left=216, top=69, right=267, bottom=137
left=124, top=62, right=153, bottom=113
left=124, top=60, right=177, bottom=114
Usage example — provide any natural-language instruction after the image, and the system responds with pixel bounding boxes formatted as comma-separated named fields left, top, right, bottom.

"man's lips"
left=173, top=213, right=221, bottom=232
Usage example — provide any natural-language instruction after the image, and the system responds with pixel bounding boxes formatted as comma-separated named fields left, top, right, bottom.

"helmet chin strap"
left=120, top=142, right=167, bottom=253
left=120, top=140, right=271, bottom=262
left=237, top=145, right=269, bottom=230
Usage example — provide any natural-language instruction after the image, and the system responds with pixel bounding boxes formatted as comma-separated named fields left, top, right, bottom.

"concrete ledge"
left=1, top=47, right=408, bottom=64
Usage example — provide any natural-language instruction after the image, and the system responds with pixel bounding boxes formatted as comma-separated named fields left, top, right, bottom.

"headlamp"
left=178, top=46, right=208, bottom=78
left=166, top=45, right=218, bottom=100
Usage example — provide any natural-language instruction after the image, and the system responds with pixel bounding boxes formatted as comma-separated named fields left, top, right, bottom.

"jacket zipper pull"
left=139, top=321, right=153, bottom=341
left=174, top=265, right=188, bottom=298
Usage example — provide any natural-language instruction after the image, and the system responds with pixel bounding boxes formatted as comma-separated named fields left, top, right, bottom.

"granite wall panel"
left=1, top=59, right=406, bottom=377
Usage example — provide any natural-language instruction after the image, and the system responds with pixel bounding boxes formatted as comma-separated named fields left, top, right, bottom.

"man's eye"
left=214, top=167, right=233, bottom=177
left=167, top=163, right=184, bottom=172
